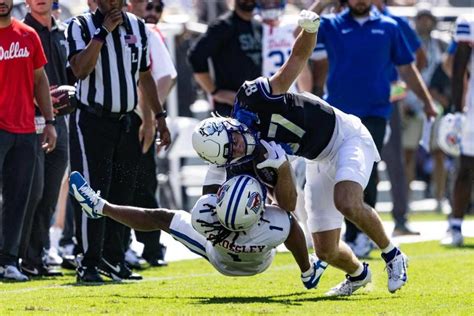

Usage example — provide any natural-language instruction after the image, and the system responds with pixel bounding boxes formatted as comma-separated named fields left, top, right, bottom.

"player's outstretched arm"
left=69, top=171, right=176, bottom=233
left=102, top=203, right=176, bottom=233
left=270, top=10, right=320, bottom=95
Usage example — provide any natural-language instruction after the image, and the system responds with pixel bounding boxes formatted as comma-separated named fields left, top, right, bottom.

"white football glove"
left=298, top=10, right=320, bottom=34
left=256, top=140, right=288, bottom=170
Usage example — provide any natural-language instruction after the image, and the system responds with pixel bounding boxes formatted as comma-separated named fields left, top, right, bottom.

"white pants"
left=304, top=110, right=380, bottom=233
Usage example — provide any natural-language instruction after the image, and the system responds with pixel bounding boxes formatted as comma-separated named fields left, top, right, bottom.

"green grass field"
left=1, top=239, right=473, bottom=315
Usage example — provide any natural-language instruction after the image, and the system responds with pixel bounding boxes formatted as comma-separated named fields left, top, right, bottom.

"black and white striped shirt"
left=67, top=10, right=150, bottom=114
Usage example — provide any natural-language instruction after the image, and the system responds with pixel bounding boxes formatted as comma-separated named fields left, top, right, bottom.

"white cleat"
left=301, top=255, right=328, bottom=289
left=440, top=230, right=464, bottom=247
left=326, top=263, right=371, bottom=296
left=386, top=252, right=408, bottom=293
left=0, top=265, right=29, bottom=282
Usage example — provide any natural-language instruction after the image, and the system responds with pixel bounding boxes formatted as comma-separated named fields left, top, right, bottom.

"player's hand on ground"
left=257, top=140, right=287, bottom=170
left=298, top=10, right=320, bottom=33
left=42, top=124, right=57, bottom=153
left=212, top=89, right=236, bottom=106
left=156, top=117, right=171, bottom=151
left=139, top=120, right=156, bottom=153
left=103, top=9, right=123, bottom=32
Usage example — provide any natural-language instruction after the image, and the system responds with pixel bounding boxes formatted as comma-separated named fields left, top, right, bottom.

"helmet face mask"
left=192, top=117, right=257, bottom=167
left=215, top=175, right=266, bottom=231
left=256, top=0, right=286, bottom=21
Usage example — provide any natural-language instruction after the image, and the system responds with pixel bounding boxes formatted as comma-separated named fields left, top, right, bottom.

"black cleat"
left=76, top=266, right=104, bottom=284
left=21, top=262, right=63, bottom=277
left=98, top=258, right=143, bottom=281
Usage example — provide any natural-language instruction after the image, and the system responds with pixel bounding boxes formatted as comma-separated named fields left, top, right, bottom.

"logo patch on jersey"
left=371, top=29, right=385, bottom=35
left=124, top=34, right=137, bottom=44
left=341, top=28, right=353, bottom=34
left=247, top=192, right=262, bottom=215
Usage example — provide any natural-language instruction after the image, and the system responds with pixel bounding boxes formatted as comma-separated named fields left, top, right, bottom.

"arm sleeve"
left=32, top=31, right=47, bottom=69
left=147, top=26, right=177, bottom=80
left=390, top=24, right=415, bottom=66
left=397, top=16, right=421, bottom=53
left=311, top=17, right=327, bottom=61
left=203, top=164, right=227, bottom=186
left=236, top=77, right=288, bottom=114
left=187, top=20, right=231, bottom=73
left=66, top=17, right=86, bottom=60
left=454, top=15, right=474, bottom=44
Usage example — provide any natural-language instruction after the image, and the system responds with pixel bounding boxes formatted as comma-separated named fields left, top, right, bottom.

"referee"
left=67, top=0, right=170, bottom=283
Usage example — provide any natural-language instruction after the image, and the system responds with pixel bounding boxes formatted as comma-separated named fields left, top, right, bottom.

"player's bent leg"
left=333, top=181, right=390, bottom=249
left=333, top=180, right=409, bottom=293
left=284, top=216, right=327, bottom=289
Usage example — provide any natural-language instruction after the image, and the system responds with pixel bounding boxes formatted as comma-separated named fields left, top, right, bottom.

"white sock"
left=301, top=265, right=314, bottom=277
left=449, top=218, right=463, bottom=228
left=349, top=262, right=364, bottom=277
left=381, top=242, right=396, bottom=254
left=95, top=199, right=105, bottom=215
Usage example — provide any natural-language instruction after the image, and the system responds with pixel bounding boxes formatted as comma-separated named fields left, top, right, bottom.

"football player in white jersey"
left=257, top=0, right=312, bottom=93
left=68, top=142, right=327, bottom=287
left=441, top=14, right=474, bottom=247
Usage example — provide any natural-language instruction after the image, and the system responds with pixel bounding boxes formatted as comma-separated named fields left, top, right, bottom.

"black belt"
left=77, top=103, right=131, bottom=120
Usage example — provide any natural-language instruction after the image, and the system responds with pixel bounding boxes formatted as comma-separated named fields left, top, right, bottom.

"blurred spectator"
left=188, top=0, right=262, bottom=116
left=400, top=3, right=449, bottom=213
left=441, top=14, right=474, bottom=247
left=374, top=0, right=425, bottom=237
left=20, top=0, right=69, bottom=277
left=311, top=0, right=437, bottom=257
left=0, top=0, right=57, bottom=281
left=128, top=0, right=177, bottom=268
left=194, top=0, right=229, bottom=23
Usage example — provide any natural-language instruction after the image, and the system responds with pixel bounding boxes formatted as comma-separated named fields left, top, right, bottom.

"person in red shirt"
left=0, top=0, right=56, bottom=282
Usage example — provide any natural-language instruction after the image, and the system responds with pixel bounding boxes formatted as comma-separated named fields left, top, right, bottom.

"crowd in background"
left=0, top=0, right=472, bottom=283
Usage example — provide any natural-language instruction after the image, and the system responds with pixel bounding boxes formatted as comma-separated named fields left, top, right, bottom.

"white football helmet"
left=215, top=175, right=266, bottom=231
left=256, top=0, right=287, bottom=21
left=192, top=116, right=257, bottom=166
left=438, top=113, right=465, bottom=157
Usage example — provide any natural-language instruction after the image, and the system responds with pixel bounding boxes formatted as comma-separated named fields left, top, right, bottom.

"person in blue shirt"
left=310, top=0, right=438, bottom=256
left=369, top=0, right=425, bottom=241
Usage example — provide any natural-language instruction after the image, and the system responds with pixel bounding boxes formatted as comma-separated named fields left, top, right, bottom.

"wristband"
left=45, top=119, right=57, bottom=126
left=93, top=26, right=110, bottom=42
left=211, top=88, right=219, bottom=95
left=155, top=110, right=167, bottom=120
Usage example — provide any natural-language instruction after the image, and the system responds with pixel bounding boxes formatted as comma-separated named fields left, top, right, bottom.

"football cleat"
left=0, top=265, right=29, bottom=282
left=69, top=171, right=104, bottom=219
left=384, top=251, right=408, bottom=293
left=76, top=265, right=104, bottom=284
left=301, top=255, right=328, bottom=289
left=326, top=263, right=371, bottom=296
left=98, top=258, right=143, bottom=281
left=441, top=229, right=464, bottom=247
